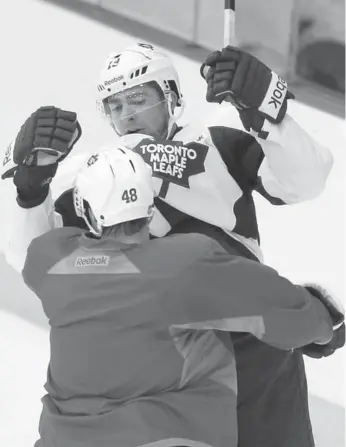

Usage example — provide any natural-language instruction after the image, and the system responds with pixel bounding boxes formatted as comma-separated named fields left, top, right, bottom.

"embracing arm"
left=158, top=240, right=342, bottom=351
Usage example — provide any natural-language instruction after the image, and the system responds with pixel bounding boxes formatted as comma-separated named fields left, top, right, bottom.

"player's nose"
left=121, top=102, right=136, bottom=119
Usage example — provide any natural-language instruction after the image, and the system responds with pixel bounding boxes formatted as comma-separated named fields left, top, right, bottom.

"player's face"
left=106, top=83, right=171, bottom=138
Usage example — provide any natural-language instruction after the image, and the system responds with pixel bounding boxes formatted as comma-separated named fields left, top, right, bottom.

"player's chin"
left=125, top=128, right=145, bottom=135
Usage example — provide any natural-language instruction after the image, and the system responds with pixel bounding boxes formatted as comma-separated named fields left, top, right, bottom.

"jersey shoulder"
left=175, top=111, right=263, bottom=186
left=23, top=227, right=83, bottom=290
left=134, top=233, right=216, bottom=278
left=28, top=227, right=83, bottom=252
left=174, top=107, right=253, bottom=147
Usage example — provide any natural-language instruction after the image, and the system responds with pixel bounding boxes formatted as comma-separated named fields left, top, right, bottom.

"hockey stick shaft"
left=202, top=1, right=236, bottom=79
left=224, top=0, right=236, bottom=46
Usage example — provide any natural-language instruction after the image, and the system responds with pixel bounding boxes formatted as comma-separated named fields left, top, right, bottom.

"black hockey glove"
left=201, top=46, right=295, bottom=135
left=1, top=106, right=81, bottom=208
left=300, top=285, right=345, bottom=359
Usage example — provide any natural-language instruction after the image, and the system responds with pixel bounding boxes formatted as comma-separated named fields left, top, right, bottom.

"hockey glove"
left=300, top=284, right=345, bottom=359
left=1, top=106, right=82, bottom=208
left=201, top=46, right=295, bottom=135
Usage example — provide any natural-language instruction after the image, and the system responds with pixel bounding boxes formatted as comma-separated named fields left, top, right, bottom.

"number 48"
left=122, top=188, right=138, bottom=203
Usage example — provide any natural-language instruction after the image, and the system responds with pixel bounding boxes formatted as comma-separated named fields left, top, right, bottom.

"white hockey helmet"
left=96, top=43, right=184, bottom=136
left=73, top=147, right=154, bottom=235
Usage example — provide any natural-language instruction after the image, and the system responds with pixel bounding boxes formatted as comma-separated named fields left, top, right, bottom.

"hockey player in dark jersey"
left=22, top=147, right=344, bottom=447
left=1, top=43, right=336, bottom=446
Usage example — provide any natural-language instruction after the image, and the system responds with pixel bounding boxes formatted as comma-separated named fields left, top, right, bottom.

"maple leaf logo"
left=132, top=138, right=209, bottom=197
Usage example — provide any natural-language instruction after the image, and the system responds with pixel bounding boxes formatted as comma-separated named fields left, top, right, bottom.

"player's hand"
left=300, top=284, right=345, bottom=359
left=201, top=46, right=295, bottom=135
left=1, top=106, right=82, bottom=208
left=301, top=323, right=345, bottom=359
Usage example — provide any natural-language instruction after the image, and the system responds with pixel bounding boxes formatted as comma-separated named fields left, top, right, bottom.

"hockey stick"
left=202, top=0, right=236, bottom=79
left=223, top=0, right=236, bottom=46
left=222, top=0, right=237, bottom=104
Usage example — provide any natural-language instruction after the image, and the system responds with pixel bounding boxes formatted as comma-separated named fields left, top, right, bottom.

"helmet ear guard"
left=73, top=186, right=103, bottom=236
left=165, top=79, right=183, bottom=107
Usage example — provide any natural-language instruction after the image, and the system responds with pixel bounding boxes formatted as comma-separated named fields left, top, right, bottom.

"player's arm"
left=162, top=240, right=344, bottom=352
left=203, top=46, right=333, bottom=204
left=255, top=115, right=333, bottom=204
left=1, top=106, right=81, bottom=272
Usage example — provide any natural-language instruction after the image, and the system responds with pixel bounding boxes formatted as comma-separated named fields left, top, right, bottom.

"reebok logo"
left=98, top=75, right=124, bottom=92
left=104, top=75, right=124, bottom=86
left=260, top=72, right=288, bottom=120
left=268, top=76, right=287, bottom=109
left=75, top=255, right=110, bottom=267
left=3, top=143, right=12, bottom=166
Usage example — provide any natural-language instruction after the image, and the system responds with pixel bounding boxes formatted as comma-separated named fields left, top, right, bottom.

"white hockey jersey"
left=4, top=108, right=333, bottom=271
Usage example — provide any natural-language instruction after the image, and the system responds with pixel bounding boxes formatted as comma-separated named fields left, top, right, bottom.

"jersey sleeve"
left=208, top=125, right=264, bottom=194
left=162, top=240, right=333, bottom=350
left=254, top=114, right=333, bottom=204
left=209, top=112, right=333, bottom=205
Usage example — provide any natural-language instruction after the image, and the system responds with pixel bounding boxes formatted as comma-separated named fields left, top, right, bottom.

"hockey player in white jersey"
left=1, top=43, right=335, bottom=447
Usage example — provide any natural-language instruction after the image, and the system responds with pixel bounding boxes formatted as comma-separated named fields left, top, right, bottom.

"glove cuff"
left=16, top=185, right=50, bottom=209
left=14, top=163, right=57, bottom=209
left=238, top=96, right=292, bottom=138
left=258, top=72, right=289, bottom=121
